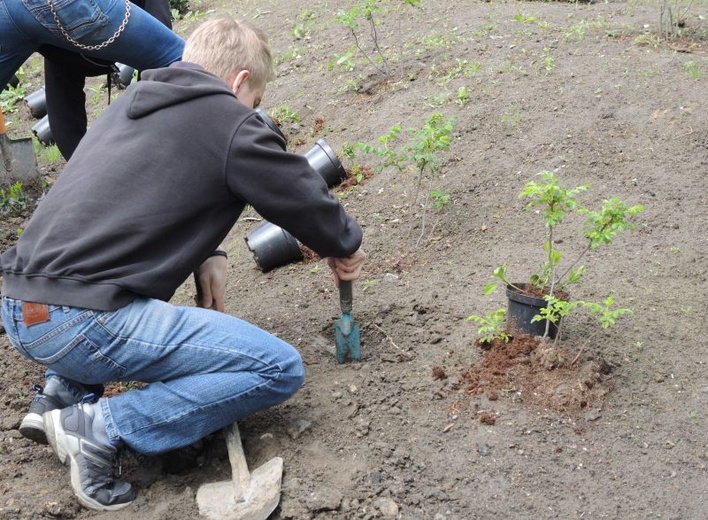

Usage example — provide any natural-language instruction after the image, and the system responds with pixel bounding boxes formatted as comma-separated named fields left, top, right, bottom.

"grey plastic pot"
left=506, top=284, right=559, bottom=338
left=25, top=86, right=47, bottom=119
left=244, top=221, right=303, bottom=272
left=32, top=115, right=53, bottom=145
left=305, top=138, right=346, bottom=188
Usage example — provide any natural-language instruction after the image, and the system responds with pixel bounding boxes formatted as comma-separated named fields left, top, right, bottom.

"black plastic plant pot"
left=32, top=115, right=53, bottom=146
left=24, top=86, right=47, bottom=119
left=506, top=284, right=558, bottom=339
left=255, top=108, right=286, bottom=141
left=244, top=221, right=303, bottom=272
left=115, top=63, right=135, bottom=88
left=305, top=138, right=347, bottom=188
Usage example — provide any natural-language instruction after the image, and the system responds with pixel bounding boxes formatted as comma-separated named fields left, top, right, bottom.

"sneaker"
left=44, top=404, right=135, bottom=511
left=19, top=385, right=69, bottom=445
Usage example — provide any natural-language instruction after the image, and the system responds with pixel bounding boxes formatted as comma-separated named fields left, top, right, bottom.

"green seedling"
left=1, top=68, right=27, bottom=112
left=430, top=189, right=451, bottom=211
left=541, top=47, right=555, bottom=74
left=270, top=105, right=301, bottom=124
left=457, top=86, right=469, bottom=106
left=468, top=309, right=510, bottom=345
left=328, top=47, right=357, bottom=72
left=501, top=108, right=522, bottom=128
left=682, top=60, right=701, bottom=79
left=361, top=279, right=380, bottom=292
left=0, top=181, right=28, bottom=217
left=513, top=10, right=536, bottom=24
left=276, top=47, right=302, bottom=66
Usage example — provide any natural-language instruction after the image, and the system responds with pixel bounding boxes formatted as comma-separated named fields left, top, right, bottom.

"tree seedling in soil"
left=333, top=0, right=421, bottom=76
left=404, top=113, right=457, bottom=247
left=470, top=170, right=644, bottom=347
left=344, top=114, right=457, bottom=248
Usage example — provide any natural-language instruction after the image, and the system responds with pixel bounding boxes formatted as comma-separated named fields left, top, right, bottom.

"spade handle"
left=225, top=422, right=250, bottom=504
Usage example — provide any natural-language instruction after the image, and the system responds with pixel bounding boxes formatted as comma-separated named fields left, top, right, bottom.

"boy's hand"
left=196, top=254, right=228, bottom=311
left=327, top=248, right=367, bottom=285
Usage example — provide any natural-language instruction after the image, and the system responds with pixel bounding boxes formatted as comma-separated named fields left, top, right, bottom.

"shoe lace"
left=83, top=443, right=120, bottom=494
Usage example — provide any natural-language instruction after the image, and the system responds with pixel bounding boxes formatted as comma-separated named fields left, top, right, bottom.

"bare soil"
left=1, top=0, right=708, bottom=518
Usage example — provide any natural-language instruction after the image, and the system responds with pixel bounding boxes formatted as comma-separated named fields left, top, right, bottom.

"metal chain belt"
left=48, top=0, right=131, bottom=51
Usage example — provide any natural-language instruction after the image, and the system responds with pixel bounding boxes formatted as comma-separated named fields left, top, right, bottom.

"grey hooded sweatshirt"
left=0, top=62, right=363, bottom=311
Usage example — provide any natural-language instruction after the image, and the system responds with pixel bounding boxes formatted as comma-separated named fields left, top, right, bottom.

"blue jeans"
left=0, top=0, right=183, bottom=90
left=2, top=296, right=305, bottom=455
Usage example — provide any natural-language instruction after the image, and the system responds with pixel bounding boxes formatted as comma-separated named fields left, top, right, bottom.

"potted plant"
left=469, top=170, right=644, bottom=346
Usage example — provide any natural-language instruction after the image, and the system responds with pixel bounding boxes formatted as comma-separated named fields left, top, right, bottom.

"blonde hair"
left=182, top=17, right=276, bottom=87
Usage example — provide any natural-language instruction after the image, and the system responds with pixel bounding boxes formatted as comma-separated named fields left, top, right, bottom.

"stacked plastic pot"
left=244, top=109, right=347, bottom=272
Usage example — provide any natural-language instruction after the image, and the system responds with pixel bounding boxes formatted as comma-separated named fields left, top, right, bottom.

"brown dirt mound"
left=458, top=334, right=613, bottom=416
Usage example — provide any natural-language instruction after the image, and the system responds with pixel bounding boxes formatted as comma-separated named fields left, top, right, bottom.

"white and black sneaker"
left=19, top=385, right=70, bottom=445
left=44, top=404, right=135, bottom=511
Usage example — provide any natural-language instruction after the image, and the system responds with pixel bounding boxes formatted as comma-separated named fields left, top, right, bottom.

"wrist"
left=210, top=249, right=228, bottom=259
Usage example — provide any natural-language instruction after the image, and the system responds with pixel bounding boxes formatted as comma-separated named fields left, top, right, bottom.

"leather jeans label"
left=22, top=302, right=49, bottom=326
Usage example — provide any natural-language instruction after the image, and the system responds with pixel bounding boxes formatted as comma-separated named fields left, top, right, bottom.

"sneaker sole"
left=19, top=412, right=48, bottom=445
left=44, top=409, right=133, bottom=512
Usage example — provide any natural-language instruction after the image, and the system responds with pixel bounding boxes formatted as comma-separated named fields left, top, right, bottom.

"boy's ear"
left=230, top=70, right=251, bottom=94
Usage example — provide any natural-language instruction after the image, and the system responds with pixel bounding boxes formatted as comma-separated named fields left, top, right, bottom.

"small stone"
left=477, top=444, right=491, bottom=456
left=584, top=409, right=602, bottom=422
left=373, top=497, right=399, bottom=518
left=286, top=419, right=312, bottom=440
left=304, top=485, right=343, bottom=512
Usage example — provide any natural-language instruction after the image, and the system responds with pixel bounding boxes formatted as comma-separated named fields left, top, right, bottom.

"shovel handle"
left=225, top=422, right=249, bottom=503
left=339, top=280, right=353, bottom=314
left=0, top=107, right=6, bottom=135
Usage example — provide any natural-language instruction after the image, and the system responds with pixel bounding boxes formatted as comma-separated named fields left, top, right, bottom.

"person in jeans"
left=12, top=0, right=179, bottom=445
left=0, top=0, right=184, bottom=91
left=39, top=0, right=175, bottom=159
left=1, top=16, right=366, bottom=512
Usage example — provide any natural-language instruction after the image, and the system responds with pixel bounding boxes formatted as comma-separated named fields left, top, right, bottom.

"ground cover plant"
left=1, top=0, right=707, bottom=518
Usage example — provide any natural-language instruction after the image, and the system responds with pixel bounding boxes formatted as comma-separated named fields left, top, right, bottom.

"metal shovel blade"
left=334, top=281, right=362, bottom=363
left=335, top=313, right=361, bottom=363
left=0, top=108, right=39, bottom=186
left=196, top=423, right=283, bottom=520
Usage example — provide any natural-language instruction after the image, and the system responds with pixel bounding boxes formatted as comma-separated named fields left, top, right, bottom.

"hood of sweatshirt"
left=127, top=62, right=235, bottom=119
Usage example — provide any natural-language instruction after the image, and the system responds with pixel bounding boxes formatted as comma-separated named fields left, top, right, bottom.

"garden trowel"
left=0, top=106, right=38, bottom=186
left=334, top=280, right=362, bottom=363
